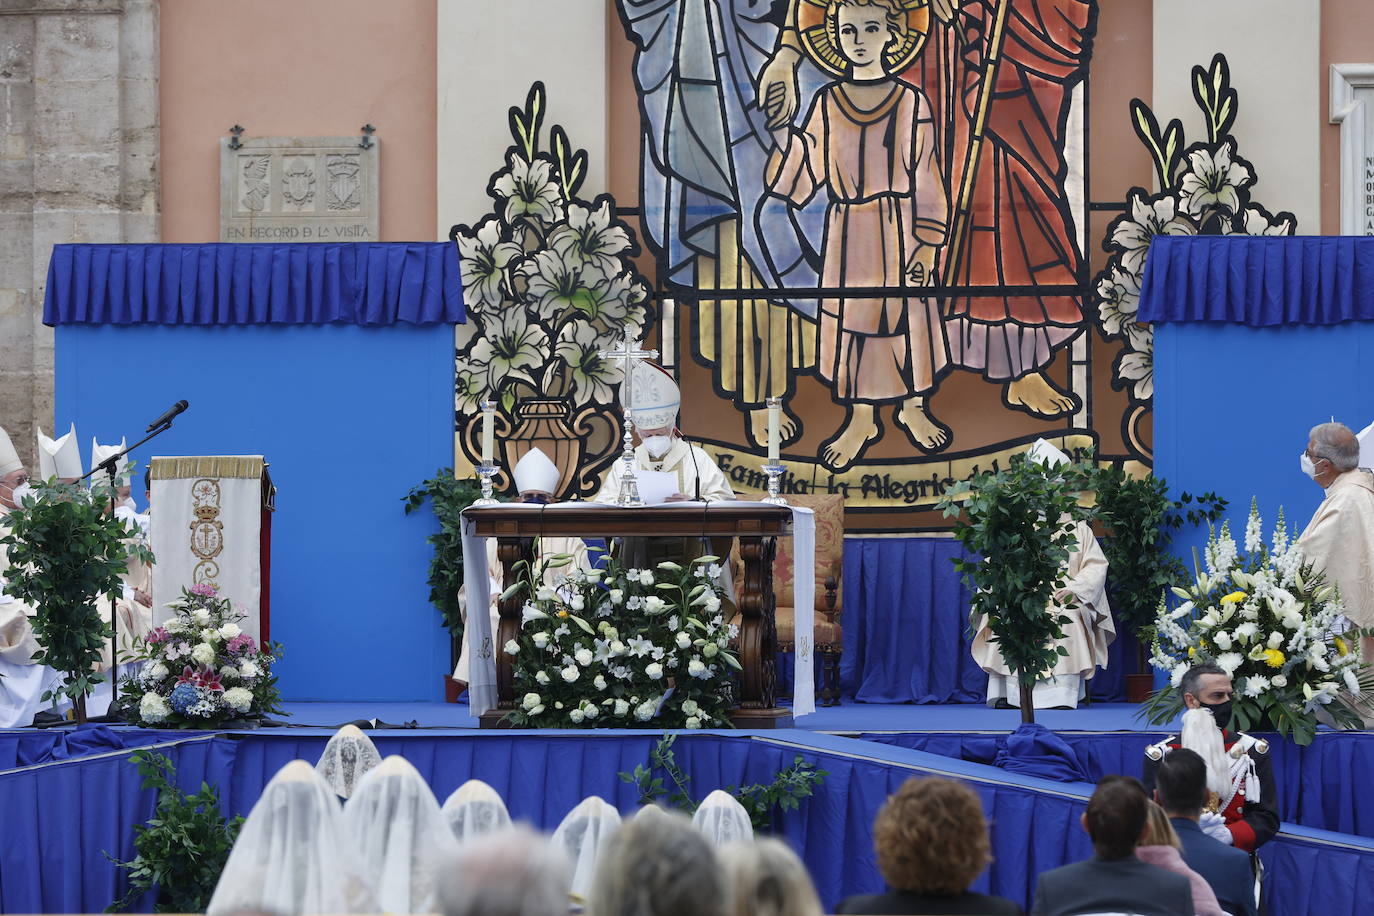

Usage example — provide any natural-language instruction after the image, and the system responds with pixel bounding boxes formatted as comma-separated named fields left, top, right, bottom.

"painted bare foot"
left=1004, top=372, right=1079, bottom=419
left=895, top=400, right=951, bottom=452
left=820, top=407, right=881, bottom=471
left=747, top=404, right=801, bottom=450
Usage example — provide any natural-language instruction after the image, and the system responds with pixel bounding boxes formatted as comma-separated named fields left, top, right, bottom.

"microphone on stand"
left=146, top=400, right=189, bottom=432
left=677, top=427, right=702, bottom=501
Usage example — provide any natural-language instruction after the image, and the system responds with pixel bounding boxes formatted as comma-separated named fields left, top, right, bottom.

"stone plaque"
left=220, top=137, right=379, bottom=242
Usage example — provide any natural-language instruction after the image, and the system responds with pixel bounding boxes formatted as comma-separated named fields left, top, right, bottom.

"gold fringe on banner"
left=151, top=456, right=267, bottom=481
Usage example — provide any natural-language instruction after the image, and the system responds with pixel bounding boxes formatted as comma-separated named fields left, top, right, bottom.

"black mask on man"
left=1200, top=699, right=1232, bottom=731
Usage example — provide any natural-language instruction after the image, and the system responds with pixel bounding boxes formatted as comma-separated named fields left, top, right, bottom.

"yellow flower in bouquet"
left=1263, top=648, right=1285, bottom=668
left=1220, top=591, right=1247, bottom=604
left=1336, top=636, right=1350, bottom=656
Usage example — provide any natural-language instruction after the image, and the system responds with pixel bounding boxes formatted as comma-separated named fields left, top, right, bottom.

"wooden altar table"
left=464, top=503, right=794, bottom=728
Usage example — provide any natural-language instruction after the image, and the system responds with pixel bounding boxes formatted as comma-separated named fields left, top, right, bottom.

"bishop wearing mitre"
left=90, top=437, right=155, bottom=670
left=970, top=439, right=1115, bottom=709
left=452, top=447, right=589, bottom=691
left=0, top=422, right=50, bottom=727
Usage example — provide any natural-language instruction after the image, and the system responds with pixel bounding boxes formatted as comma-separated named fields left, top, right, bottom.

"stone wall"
left=0, top=0, right=158, bottom=471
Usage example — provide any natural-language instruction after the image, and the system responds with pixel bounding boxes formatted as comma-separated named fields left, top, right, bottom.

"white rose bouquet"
left=116, top=583, right=282, bottom=728
left=504, top=553, right=740, bottom=728
left=1143, top=499, right=1372, bottom=745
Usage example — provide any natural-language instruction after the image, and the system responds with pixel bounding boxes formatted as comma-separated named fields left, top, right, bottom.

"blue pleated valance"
left=44, top=242, right=466, bottom=326
left=1138, top=235, right=1374, bottom=327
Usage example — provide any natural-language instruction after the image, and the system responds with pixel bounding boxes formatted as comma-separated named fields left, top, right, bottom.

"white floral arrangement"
left=451, top=82, right=652, bottom=417
left=1143, top=499, right=1371, bottom=744
left=504, top=555, right=741, bottom=728
left=116, top=584, right=282, bottom=728
left=1093, top=55, right=1295, bottom=406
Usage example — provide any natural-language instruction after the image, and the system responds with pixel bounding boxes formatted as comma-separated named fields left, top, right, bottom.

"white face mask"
left=1301, top=452, right=1320, bottom=481
left=641, top=435, right=674, bottom=459
left=3, top=482, right=32, bottom=508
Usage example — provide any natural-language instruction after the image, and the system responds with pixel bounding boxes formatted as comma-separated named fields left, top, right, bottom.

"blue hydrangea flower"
left=168, top=683, right=200, bottom=715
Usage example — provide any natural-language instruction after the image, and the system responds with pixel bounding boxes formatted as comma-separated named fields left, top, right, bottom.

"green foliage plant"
left=403, top=470, right=484, bottom=643
left=619, top=733, right=827, bottom=832
left=1083, top=463, right=1226, bottom=669
left=107, top=749, right=243, bottom=913
left=937, top=454, right=1087, bottom=723
left=1, top=479, right=151, bottom=722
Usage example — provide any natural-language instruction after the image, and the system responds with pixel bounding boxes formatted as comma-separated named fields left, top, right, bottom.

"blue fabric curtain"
left=841, top=539, right=1130, bottom=703
left=859, top=729, right=1374, bottom=841
left=1138, top=236, right=1374, bottom=326
left=2, top=729, right=1373, bottom=914
left=43, top=243, right=465, bottom=326
left=0, top=725, right=187, bottom=769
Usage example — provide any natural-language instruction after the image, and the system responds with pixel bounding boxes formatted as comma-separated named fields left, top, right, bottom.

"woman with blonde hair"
left=721, top=837, right=823, bottom=916
left=1135, top=800, right=1225, bottom=916
left=835, top=776, right=1018, bottom=914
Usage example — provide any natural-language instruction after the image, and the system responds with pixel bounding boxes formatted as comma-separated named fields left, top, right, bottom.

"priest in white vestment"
left=0, top=424, right=51, bottom=727
left=90, top=439, right=154, bottom=670
left=593, top=361, right=734, bottom=505
left=452, top=447, right=589, bottom=689
left=971, top=439, right=1115, bottom=708
left=1298, top=422, right=1374, bottom=682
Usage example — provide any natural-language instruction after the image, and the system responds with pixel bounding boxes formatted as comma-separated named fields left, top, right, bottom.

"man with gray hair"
left=1298, top=421, right=1374, bottom=670
left=436, top=824, right=573, bottom=916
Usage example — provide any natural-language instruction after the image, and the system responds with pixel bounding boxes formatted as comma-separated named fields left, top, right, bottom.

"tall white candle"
left=767, top=398, right=780, bottom=464
left=481, top=401, right=495, bottom=465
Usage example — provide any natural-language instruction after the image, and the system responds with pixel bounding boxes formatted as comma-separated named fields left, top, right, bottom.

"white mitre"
left=626, top=361, right=679, bottom=430
left=1358, top=418, right=1373, bottom=470
left=90, top=436, right=130, bottom=479
left=1026, top=438, right=1070, bottom=467
left=0, top=424, right=21, bottom=476
left=513, top=447, right=562, bottom=495
left=37, top=423, right=82, bottom=479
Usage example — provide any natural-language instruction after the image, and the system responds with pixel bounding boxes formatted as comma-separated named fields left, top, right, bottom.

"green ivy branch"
left=619, top=733, right=827, bottom=832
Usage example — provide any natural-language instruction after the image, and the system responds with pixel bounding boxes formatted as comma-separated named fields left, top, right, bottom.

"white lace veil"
left=692, top=790, right=755, bottom=846
left=341, top=755, right=456, bottom=915
left=206, top=759, right=378, bottom=916
left=441, top=778, right=513, bottom=844
left=315, top=724, right=383, bottom=799
left=551, top=795, right=622, bottom=904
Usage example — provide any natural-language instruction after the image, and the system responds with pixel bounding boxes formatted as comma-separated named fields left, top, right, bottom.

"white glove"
left=1199, top=812, right=1234, bottom=845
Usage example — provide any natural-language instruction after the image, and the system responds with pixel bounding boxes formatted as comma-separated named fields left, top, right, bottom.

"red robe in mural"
left=922, top=0, right=1093, bottom=380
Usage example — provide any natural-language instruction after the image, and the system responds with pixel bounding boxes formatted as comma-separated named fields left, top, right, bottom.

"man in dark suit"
left=1032, top=776, right=1193, bottom=916
left=1156, top=747, right=1259, bottom=916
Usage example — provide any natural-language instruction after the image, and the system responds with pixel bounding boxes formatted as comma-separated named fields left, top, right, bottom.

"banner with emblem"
left=149, top=456, right=274, bottom=643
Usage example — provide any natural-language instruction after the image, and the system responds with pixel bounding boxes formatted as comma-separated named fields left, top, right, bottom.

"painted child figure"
left=767, top=0, right=949, bottom=471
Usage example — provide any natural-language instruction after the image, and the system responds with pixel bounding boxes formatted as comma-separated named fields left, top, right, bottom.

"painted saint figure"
left=766, top=0, right=950, bottom=470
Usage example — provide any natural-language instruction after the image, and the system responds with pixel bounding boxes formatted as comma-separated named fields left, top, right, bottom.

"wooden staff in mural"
left=765, top=0, right=952, bottom=470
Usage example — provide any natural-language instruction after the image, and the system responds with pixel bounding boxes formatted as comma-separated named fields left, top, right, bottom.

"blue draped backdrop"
left=841, top=538, right=1136, bottom=704
left=4, top=729, right=1373, bottom=916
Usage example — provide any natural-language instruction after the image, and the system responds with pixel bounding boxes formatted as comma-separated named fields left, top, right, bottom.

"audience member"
left=835, top=777, right=1020, bottom=915
left=442, top=778, right=513, bottom=845
left=1155, top=748, right=1258, bottom=916
left=206, top=760, right=377, bottom=916
left=315, top=723, right=382, bottom=799
left=1031, top=775, right=1192, bottom=916
left=552, top=795, right=623, bottom=905
left=693, top=789, right=756, bottom=847
left=436, top=824, right=572, bottom=916
left=721, top=837, right=823, bottom=916
left=1136, top=800, right=1224, bottom=916
left=586, top=808, right=725, bottom=916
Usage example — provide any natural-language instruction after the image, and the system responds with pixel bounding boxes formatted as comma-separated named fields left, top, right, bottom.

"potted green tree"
left=1, top=479, right=150, bottom=723
left=938, top=455, right=1087, bottom=723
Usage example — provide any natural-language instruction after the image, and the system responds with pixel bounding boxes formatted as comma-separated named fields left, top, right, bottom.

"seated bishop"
left=453, top=447, right=589, bottom=689
left=593, top=361, right=734, bottom=506
left=970, top=439, right=1115, bottom=709
left=0, top=422, right=49, bottom=727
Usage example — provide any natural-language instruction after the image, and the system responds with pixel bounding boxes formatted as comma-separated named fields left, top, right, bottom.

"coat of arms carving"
left=326, top=155, right=362, bottom=211
left=281, top=157, right=316, bottom=210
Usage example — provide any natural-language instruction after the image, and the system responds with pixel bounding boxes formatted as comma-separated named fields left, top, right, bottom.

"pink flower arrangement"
left=189, top=583, right=218, bottom=597
left=226, top=633, right=257, bottom=655
left=145, top=627, right=169, bottom=645
left=174, top=665, right=223, bottom=691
